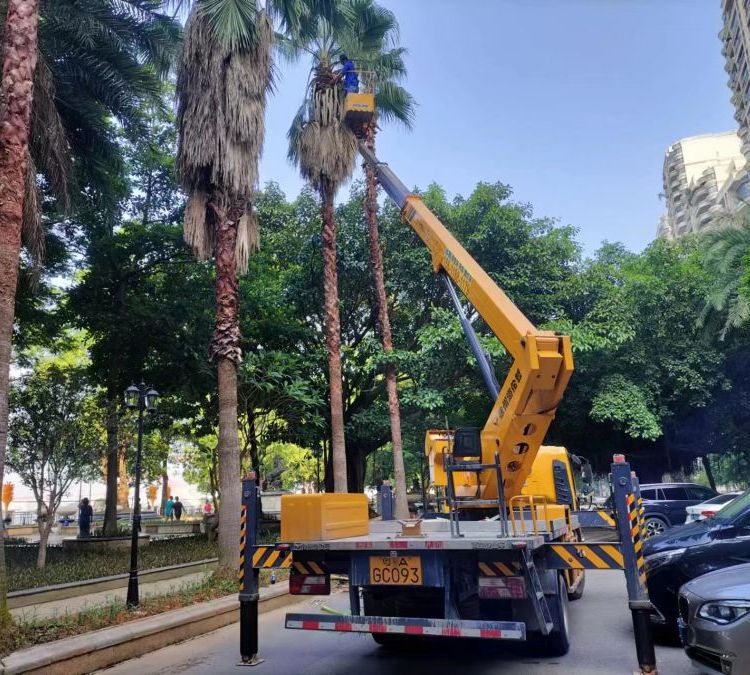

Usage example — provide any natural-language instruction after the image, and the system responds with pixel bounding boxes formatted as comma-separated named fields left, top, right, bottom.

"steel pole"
left=126, top=394, right=144, bottom=608
left=239, top=474, right=263, bottom=666
left=611, top=460, right=658, bottom=675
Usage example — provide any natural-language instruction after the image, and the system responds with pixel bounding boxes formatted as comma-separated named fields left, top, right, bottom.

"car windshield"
left=715, top=489, right=750, bottom=522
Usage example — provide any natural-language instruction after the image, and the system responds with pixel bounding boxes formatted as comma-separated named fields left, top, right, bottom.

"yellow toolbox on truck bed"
left=281, top=493, right=369, bottom=541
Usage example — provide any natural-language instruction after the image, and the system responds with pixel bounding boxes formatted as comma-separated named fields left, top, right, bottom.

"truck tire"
left=371, top=633, right=401, bottom=647
left=567, top=570, right=585, bottom=601
left=538, top=573, right=571, bottom=657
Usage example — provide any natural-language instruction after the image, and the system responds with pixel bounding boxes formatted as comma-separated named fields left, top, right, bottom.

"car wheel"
left=643, top=516, right=668, bottom=538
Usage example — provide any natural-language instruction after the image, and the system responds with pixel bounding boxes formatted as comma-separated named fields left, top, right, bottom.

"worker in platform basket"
left=338, top=54, right=359, bottom=94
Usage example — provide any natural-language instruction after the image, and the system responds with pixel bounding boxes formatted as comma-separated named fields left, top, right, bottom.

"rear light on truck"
left=478, top=576, right=526, bottom=600
left=289, top=573, right=330, bottom=596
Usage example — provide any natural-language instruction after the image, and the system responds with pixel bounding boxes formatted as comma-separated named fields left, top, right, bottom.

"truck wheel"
left=567, top=570, right=585, bottom=601
left=371, top=633, right=399, bottom=647
left=371, top=633, right=418, bottom=649
left=538, top=573, right=571, bottom=657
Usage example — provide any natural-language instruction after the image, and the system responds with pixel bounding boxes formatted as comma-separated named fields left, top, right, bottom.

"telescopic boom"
left=358, top=142, right=574, bottom=500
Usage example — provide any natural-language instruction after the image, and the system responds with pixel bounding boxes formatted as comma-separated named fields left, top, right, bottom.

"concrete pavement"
left=99, top=572, right=693, bottom=675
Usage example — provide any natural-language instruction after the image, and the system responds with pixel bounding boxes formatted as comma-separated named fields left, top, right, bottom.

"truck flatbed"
left=285, top=516, right=577, bottom=551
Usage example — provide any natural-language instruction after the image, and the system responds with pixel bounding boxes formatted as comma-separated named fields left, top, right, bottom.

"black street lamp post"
left=124, top=382, right=158, bottom=608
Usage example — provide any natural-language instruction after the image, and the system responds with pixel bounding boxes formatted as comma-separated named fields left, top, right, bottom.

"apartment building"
left=657, top=132, right=746, bottom=239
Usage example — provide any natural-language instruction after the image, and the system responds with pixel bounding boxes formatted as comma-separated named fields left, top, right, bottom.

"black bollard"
left=239, top=473, right=263, bottom=666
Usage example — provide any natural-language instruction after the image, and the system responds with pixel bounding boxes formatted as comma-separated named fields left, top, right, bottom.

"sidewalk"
left=11, top=570, right=211, bottom=622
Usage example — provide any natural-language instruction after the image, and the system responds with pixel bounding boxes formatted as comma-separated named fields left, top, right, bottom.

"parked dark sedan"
left=643, top=488, right=750, bottom=629
left=638, top=483, right=718, bottom=537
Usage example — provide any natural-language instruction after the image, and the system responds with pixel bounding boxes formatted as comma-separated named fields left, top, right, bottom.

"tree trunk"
left=160, top=462, right=169, bottom=516
left=103, top=396, right=120, bottom=535
left=321, top=178, right=347, bottom=493
left=0, top=0, right=40, bottom=625
left=208, top=192, right=243, bottom=575
left=702, top=454, right=717, bottom=492
left=364, top=128, right=408, bottom=518
left=346, top=446, right=367, bottom=495
left=36, top=520, right=50, bottom=569
left=117, top=447, right=129, bottom=509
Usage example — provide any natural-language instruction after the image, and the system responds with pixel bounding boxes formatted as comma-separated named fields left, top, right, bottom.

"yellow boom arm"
left=358, top=143, right=574, bottom=500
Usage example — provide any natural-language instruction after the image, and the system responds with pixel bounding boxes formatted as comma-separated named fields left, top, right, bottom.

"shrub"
left=7, top=536, right=218, bottom=591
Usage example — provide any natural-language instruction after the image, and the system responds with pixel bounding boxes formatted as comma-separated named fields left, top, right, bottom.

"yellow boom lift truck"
left=237, top=85, right=658, bottom=674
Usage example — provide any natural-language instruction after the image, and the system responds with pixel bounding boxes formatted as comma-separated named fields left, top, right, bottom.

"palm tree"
left=287, top=3, right=378, bottom=492
left=701, top=214, right=750, bottom=338
left=0, top=0, right=40, bottom=626
left=175, top=0, right=335, bottom=570
left=287, top=0, right=413, bottom=498
left=350, top=1, right=415, bottom=518
left=0, top=0, right=179, bottom=619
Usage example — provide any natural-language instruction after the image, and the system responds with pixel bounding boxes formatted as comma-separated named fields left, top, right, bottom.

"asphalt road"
left=100, top=572, right=694, bottom=675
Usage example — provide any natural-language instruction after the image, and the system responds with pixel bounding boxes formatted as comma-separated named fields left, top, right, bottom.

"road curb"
left=8, top=559, right=219, bottom=609
left=0, top=583, right=296, bottom=674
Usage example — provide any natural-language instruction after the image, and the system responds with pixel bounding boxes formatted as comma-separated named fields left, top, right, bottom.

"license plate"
left=369, top=555, right=423, bottom=585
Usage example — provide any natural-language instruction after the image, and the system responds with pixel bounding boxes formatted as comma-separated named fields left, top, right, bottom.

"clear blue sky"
left=260, top=0, right=737, bottom=255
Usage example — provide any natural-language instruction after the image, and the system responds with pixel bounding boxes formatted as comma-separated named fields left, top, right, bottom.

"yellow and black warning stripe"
left=252, top=546, right=294, bottom=569
left=626, top=494, right=647, bottom=586
left=239, top=505, right=247, bottom=590
left=478, top=561, right=523, bottom=577
left=545, top=542, right=624, bottom=570
left=292, top=560, right=328, bottom=575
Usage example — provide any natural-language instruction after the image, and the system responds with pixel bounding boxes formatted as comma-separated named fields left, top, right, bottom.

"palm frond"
left=30, top=55, right=71, bottom=210
left=197, top=0, right=260, bottom=51
left=375, top=80, right=415, bottom=129
left=700, top=217, right=750, bottom=338
left=22, top=152, right=45, bottom=271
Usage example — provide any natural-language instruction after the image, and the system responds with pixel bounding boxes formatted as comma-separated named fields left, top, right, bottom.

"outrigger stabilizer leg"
left=239, top=473, right=264, bottom=666
left=610, top=457, right=657, bottom=675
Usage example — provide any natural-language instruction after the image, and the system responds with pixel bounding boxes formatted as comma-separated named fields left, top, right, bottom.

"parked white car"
left=685, top=492, right=742, bottom=524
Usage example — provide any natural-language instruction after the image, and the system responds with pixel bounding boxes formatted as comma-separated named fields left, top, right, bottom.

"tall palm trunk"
left=209, top=192, right=243, bottom=572
left=364, top=127, right=408, bottom=518
left=0, top=0, right=41, bottom=626
left=321, top=177, right=347, bottom=492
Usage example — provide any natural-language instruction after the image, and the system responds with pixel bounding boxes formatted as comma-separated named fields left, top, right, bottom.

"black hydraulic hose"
left=441, top=272, right=500, bottom=401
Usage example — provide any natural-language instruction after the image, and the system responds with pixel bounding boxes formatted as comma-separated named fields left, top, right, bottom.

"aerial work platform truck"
left=238, top=87, right=658, bottom=674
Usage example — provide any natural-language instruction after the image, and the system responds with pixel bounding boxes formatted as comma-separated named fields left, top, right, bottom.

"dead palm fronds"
left=176, top=5, right=272, bottom=273
left=296, top=74, right=357, bottom=190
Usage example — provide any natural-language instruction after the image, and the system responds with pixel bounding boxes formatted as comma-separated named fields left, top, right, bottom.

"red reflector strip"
left=285, top=613, right=526, bottom=641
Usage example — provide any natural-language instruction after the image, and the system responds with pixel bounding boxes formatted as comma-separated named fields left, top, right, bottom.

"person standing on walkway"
left=78, top=498, right=93, bottom=538
left=202, top=499, right=213, bottom=515
left=165, top=496, right=174, bottom=521
left=173, top=497, right=184, bottom=521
